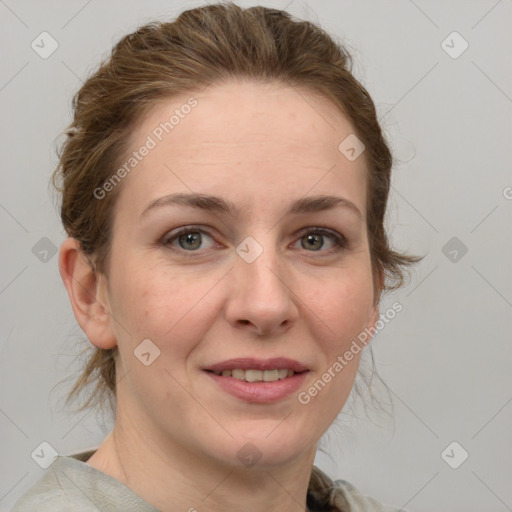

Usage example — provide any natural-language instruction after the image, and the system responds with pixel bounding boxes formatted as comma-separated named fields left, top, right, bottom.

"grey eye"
left=301, top=233, right=325, bottom=251
left=165, top=229, right=216, bottom=251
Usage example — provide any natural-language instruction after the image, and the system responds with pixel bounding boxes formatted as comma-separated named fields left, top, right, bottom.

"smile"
left=208, top=368, right=297, bottom=382
left=202, top=357, right=309, bottom=403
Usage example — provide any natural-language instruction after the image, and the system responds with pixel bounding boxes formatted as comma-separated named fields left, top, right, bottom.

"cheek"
left=309, top=267, right=375, bottom=346
left=111, top=268, right=221, bottom=353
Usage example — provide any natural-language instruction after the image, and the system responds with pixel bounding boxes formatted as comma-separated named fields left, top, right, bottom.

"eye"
left=161, top=226, right=347, bottom=256
left=294, top=228, right=347, bottom=253
left=162, top=227, right=216, bottom=252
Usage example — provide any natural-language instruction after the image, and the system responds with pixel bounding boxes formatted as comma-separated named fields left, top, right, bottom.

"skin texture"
left=59, top=79, right=382, bottom=512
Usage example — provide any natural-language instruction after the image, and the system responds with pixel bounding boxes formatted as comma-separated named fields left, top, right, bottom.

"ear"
left=366, top=301, right=380, bottom=334
left=365, top=266, right=385, bottom=333
left=59, top=238, right=117, bottom=349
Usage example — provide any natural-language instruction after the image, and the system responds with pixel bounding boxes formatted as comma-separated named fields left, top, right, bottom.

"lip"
left=203, top=357, right=309, bottom=373
left=204, top=371, right=308, bottom=403
left=202, top=357, right=309, bottom=403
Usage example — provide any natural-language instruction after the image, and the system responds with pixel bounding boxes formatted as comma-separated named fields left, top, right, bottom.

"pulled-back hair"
left=53, top=1, right=421, bottom=415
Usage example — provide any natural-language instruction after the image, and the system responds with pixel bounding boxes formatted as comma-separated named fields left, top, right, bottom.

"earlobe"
left=366, top=267, right=384, bottom=336
left=367, top=303, right=380, bottom=334
left=373, top=266, right=385, bottom=308
left=59, top=238, right=117, bottom=349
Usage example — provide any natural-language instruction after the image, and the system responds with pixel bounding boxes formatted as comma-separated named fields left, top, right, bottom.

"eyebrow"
left=140, top=192, right=363, bottom=221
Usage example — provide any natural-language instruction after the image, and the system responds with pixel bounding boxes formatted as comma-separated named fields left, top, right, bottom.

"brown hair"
left=54, top=1, right=422, bottom=414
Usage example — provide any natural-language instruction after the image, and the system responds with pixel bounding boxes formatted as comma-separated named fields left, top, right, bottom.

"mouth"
left=205, top=368, right=303, bottom=382
left=202, top=358, right=309, bottom=402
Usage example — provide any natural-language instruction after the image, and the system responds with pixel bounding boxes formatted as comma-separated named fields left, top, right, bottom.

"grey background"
left=1, top=0, right=511, bottom=510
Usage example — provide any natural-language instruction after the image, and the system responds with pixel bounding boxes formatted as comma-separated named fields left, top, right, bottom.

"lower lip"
left=204, top=371, right=308, bottom=403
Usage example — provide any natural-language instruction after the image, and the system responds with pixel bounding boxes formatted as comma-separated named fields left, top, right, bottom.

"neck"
left=86, top=408, right=317, bottom=512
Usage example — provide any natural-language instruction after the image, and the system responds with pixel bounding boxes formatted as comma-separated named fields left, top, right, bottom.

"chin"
left=217, top=428, right=315, bottom=470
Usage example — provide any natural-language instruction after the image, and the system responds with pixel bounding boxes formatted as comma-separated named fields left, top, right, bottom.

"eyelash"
left=161, top=225, right=348, bottom=257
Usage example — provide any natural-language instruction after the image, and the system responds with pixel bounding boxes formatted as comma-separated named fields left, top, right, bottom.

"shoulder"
left=308, top=465, right=404, bottom=512
left=11, top=458, right=93, bottom=512
left=333, top=478, right=405, bottom=512
left=11, top=455, right=158, bottom=512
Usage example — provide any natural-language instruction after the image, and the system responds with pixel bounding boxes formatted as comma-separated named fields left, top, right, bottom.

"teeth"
left=278, top=369, right=289, bottom=380
left=263, top=369, right=278, bottom=382
left=232, top=369, right=245, bottom=380
left=245, top=369, right=263, bottom=382
left=212, top=369, right=296, bottom=382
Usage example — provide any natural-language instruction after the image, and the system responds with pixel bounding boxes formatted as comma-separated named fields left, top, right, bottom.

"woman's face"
left=97, top=80, right=380, bottom=468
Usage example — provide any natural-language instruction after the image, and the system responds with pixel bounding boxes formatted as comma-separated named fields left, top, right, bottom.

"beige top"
left=12, top=449, right=404, bottom=511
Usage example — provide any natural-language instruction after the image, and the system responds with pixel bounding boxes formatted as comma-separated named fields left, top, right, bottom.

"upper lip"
left=203, top=357, right=309, bottom=373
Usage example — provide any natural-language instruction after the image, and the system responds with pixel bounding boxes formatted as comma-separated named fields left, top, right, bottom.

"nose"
left=224, top=238, right=299, bottom=337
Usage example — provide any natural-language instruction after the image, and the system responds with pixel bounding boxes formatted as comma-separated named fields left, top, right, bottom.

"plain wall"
left=1, top=1, right=511, bottom=511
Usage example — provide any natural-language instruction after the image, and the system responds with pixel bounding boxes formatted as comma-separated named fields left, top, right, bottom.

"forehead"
left=135, top=79, right=356, bottom=157
left=116, top=79, right=367, bottom=218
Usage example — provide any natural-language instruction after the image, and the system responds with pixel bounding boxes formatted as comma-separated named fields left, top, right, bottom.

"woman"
left=12, top=2, right=420, bottom=511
